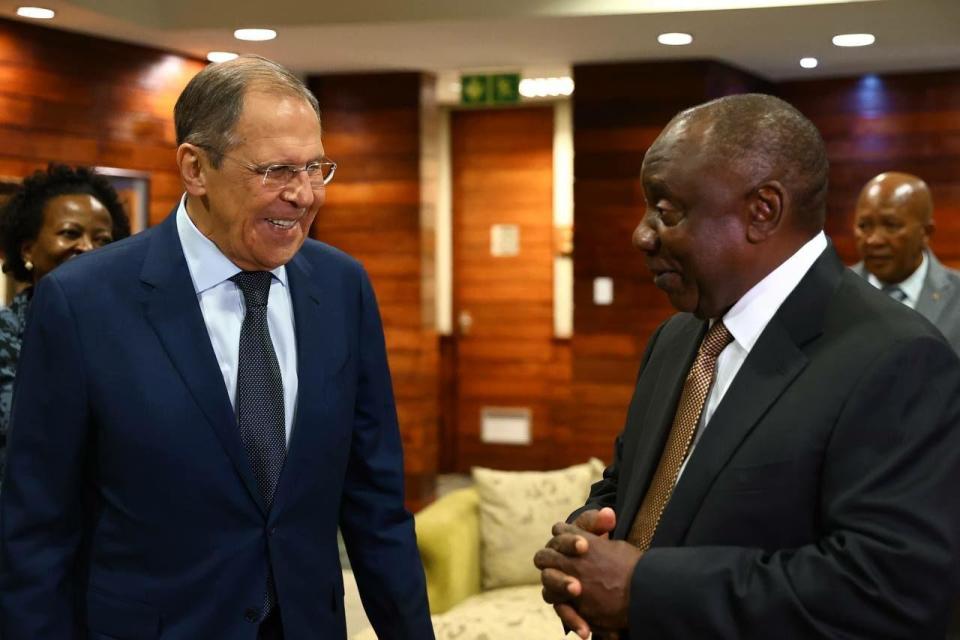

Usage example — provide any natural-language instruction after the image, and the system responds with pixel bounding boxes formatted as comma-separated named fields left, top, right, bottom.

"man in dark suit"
left=535, top=94, right=960, bottom=639
left=850, top=171, right=960, bottom=353
left=0, top=55, right=433, bottom=639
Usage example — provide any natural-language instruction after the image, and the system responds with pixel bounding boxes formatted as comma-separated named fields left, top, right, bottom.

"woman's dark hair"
left=0, top=164, right=131, bottom=282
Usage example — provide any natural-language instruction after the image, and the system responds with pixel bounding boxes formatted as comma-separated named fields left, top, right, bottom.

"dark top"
left=0, top=288, right=31, bottom=482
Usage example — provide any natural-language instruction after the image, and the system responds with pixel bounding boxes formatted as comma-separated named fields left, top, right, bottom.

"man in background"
left=0, top=55, right=433, bottom=639
left=535, top=94, right=960, bottom=639
left=851, top=171, right=960, bottom=352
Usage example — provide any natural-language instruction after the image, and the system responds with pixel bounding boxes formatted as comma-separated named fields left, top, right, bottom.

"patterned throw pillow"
left=472, top=458, right=605, bottom=590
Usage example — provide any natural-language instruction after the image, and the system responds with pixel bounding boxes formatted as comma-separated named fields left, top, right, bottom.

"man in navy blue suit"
left=0, top=55, right=434, bottom=640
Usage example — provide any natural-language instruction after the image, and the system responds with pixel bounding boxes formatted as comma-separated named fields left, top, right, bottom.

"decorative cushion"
left=351, top=585, right=574, bottom=640
left=473, top=458, right=605, bottom=590
left=431, top=584, right=577, bottom=639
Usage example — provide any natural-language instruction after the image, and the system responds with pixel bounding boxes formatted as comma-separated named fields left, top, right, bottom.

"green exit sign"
left=461, top=73, right=521, bottom=106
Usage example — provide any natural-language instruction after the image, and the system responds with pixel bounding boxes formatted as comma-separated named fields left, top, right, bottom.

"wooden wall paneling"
left=569, top=60, right=770, bottom=464
left=0, top=18, right=205, bottom=228
left=307, top=72, right=438, bottom=510
left=779, top=69, right=960, bottom=267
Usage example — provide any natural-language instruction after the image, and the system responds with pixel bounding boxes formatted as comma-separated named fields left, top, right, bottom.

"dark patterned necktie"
left=627, top=321, right=733, bottom=551
left=231, top=271, right=286, bottom=618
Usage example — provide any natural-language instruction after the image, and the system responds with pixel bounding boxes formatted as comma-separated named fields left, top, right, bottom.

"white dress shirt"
left=865, top=251, right=928, bottom=310
left=176, top=197, right=299, bottom=445
left=679, top=231, right=829, bottom=477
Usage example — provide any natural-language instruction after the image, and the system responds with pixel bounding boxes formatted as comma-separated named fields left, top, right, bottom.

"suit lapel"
left=140, top=213, right=265, bottom=514
left=268, top=251, right=348, bottom=520
left=651, top=247, right=843, bottom=547
left=614, top=317, right=704, bottom=539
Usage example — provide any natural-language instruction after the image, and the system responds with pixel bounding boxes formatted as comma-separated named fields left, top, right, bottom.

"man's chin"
left=665, top=290, right=699, bottom=316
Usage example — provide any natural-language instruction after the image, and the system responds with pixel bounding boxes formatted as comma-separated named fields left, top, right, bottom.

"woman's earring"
left=24, top=259, right=33, bottom=271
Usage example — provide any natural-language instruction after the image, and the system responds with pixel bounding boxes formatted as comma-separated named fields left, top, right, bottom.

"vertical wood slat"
left=307, top=72, right=438, bottom=509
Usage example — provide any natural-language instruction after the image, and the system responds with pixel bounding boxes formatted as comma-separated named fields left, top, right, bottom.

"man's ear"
left=923, top=219, right=935, bottom=247
left=177, top=143, right=207, bottom=197
left=746, top=181, right=786, bottom=243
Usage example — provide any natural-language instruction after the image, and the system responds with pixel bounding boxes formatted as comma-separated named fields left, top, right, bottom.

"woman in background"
left=0, top=164, right=130, bottom=479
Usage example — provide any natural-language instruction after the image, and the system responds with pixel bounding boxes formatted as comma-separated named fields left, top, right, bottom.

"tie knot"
left=231, top=271, right=273, bottom=308
left=882, top=284, right=908, bottom=303
left=701, top=321, right=733, bottom=358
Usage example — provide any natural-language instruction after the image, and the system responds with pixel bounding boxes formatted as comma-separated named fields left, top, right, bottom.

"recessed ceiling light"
left=800, top=57, right=818, bottom=69
left=832, top=33, right=875, bottom=47
left=207, top=51, right=239, bottom=63
left=657, top=32, right=694, bottom=46
left=16, top=6, right=55, bottom=19
left=234, top=28, right=277, bottom=42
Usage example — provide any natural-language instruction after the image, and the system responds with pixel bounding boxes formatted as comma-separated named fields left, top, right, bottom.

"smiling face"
left=853, top=173, right=932, bottom=285
left=633, top=119, right=757, bottom=319
left=23, top=193, right=114, bottom=284
left=184, top=90, right=326, bottom=271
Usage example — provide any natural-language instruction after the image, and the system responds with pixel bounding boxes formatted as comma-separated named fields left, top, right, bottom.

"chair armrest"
left=415, top=487, right=482, bottom=614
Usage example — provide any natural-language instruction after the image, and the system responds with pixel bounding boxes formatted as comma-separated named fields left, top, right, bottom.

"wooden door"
left=447, top=107, right=564, bottom=471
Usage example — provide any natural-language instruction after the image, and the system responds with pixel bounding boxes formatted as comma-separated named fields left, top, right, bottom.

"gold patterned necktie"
left=627, top=320, right=733, bottom=551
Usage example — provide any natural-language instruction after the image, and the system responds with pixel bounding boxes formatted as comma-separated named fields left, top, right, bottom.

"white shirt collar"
left=865, top=251, right=927, bottom=309
left=720, top=231, right=828, bottom=353
left=175, top=194, right=288, bottom=294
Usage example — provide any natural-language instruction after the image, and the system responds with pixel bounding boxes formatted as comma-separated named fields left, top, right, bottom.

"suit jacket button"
left=244, top=608, right=259, bottom=623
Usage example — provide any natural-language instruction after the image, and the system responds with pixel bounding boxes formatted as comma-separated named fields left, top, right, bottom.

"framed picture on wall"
left=94, top=167, right=150, bottom=234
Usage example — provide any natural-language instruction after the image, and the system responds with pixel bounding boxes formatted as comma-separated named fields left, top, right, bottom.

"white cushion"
left=473, top=458, right=605, bottom=589
left=432, top=584, right=578, bottom=639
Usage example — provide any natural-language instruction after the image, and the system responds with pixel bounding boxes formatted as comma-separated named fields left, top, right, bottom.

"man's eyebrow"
left=259, top=156, right=325, bottom=168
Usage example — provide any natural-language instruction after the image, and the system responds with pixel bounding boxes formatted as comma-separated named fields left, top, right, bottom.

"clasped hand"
left=533, top=507, right=643, bottom=639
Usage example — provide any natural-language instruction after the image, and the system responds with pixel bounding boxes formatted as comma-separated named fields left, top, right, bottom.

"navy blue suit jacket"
left=0, top=211, right=434, bottom=639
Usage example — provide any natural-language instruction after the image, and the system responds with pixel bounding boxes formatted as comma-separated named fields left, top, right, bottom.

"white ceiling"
left=2, top=0, right=958, bottom=81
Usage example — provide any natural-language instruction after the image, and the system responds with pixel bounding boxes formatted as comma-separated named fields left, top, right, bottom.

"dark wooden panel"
left=780, top=67, right=960, bottom=265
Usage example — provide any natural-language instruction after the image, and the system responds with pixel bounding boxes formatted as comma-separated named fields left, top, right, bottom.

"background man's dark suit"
left=574, top=246, right=960, bottom=638
left=0, top=210, right=433, bottom=639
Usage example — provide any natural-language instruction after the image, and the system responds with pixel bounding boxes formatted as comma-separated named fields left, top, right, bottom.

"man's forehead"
left=642, top=122, right=707, bottom=180
left=862, top=183, right=920, bottom=209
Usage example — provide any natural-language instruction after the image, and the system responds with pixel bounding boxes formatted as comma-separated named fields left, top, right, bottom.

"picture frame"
left=94, top=167, right=151, bottom=234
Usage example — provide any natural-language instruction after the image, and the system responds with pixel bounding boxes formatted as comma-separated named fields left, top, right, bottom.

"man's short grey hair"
left=174, top=54, right=321, bottom=167
left=672, top=93, right=829, bottom=231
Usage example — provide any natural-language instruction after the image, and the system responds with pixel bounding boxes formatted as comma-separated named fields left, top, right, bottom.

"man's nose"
left=76, top=235, right=95, bottom=252
left=864, top=228, right=887, bottom=246
left=282, top=171, right=316, bottom=208
left=633, top=220, right=658, bottom=253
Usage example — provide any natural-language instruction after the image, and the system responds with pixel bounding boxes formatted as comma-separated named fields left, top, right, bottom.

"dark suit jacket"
left=0, top=212, right=434, bottom=639
left=852, top=251, right=960, bottom=354
left=576, top=247, right=960, bottom=638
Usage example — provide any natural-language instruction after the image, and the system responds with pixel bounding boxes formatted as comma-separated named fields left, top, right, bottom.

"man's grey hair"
left=174, top=54, right=321, bottom=167
left=671, top=93, right=829, bottom=231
